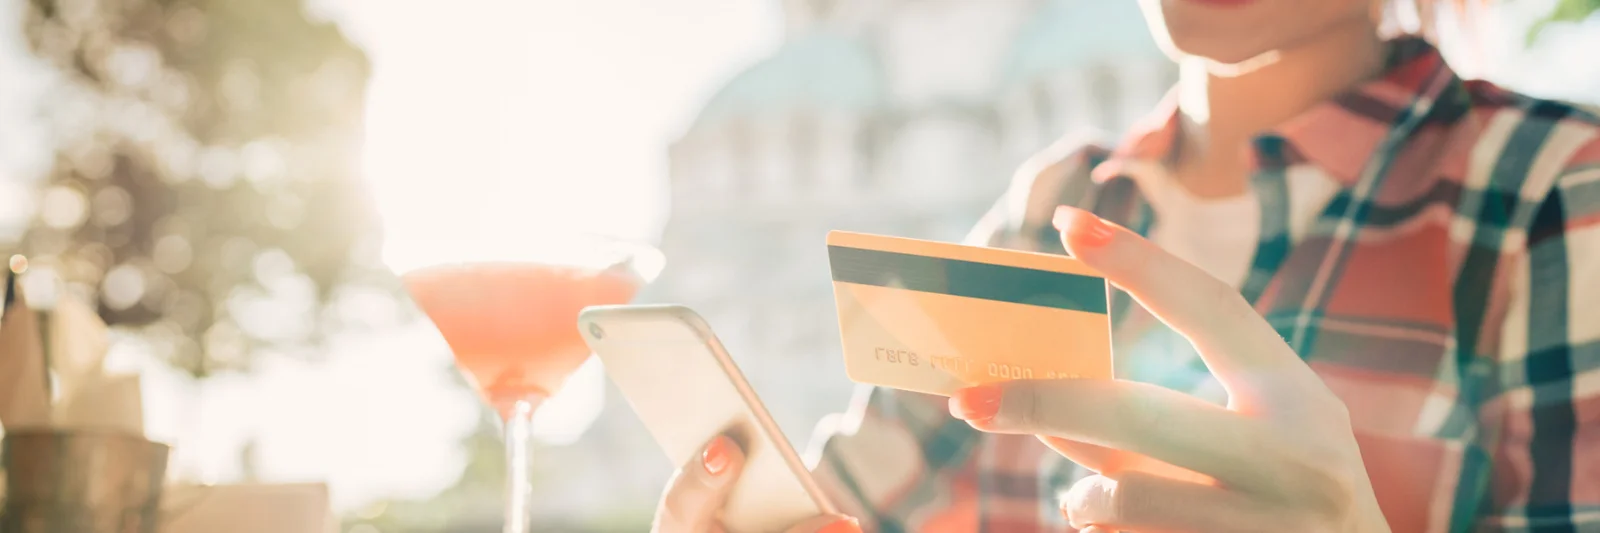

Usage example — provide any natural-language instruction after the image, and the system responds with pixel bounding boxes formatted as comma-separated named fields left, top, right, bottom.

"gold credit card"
left=827, top=231, right=1112, bottom=396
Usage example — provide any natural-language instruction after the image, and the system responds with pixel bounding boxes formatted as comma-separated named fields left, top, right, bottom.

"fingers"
left=952, top=379, right=1278, bottom=490
left=1038, top=435, right=1128, bottom=474
left=1062, top=472, right=1279, bottom=533
left=1038, top=436, right=1212, bottom=485
left=653, top=437, right=860, bottom=533
left=652, top=435, right=746, bottom=533
left=783, top=515, right=862, bottom=533
left=1051, top=206, right=1321, bottom=404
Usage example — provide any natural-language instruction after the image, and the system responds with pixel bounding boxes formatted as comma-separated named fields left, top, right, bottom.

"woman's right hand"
left=652, top=435, right=861, bottom=533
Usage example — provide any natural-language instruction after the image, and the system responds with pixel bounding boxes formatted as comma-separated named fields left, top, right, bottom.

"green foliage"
left=1528, top=0, right=1600, bottom=42
left=1549, top=0, right=1600, bottom=22
left=17, top=0, right=384, bottom=375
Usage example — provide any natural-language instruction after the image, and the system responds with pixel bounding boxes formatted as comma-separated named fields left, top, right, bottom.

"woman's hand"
left=651, top=435, right=860, bottom=533
left=947, top=206, right=1390, bottom=533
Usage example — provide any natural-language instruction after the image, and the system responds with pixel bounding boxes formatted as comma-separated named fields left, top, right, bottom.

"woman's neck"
left=1171, top=21, right=1388, bottom=198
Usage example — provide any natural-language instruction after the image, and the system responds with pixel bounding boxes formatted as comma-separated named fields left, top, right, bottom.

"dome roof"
left=1000, top=0, right=1165, bottom=88
left=691, top=31, right=885, bottom=129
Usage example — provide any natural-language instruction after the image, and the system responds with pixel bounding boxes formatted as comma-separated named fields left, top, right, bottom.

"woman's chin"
left=1164, top=35, right=1273, bottom=65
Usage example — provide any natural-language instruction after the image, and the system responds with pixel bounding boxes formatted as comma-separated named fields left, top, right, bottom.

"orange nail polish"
left=1052, top=207, right=1114, bottom=248
left=949, top=385, right=1003, bottom=421
left=702, top=437, right=731, bottom=476
left=817, top=517, right=862, bottom=533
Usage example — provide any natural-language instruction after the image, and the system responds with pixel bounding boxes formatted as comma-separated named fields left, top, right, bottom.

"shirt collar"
left=1090, top=37, right=1460, bottom=188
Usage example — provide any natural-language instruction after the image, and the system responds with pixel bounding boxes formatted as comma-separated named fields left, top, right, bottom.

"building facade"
left=535, top=0, right=1175, bottom=524
left=653, top=0, right=1172, bottom=443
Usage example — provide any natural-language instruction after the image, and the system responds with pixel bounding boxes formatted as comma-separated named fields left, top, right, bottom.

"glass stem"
left=504, top=399, right=537, bottom=533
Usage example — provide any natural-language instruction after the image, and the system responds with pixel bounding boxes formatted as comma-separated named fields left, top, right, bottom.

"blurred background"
left=0, top=0, right=1596, bottom=531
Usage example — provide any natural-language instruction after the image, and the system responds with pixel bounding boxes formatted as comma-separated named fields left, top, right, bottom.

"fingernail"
left=949, top=385, right=1003, bottom=421
left=702, top=437, right=732, bottom=476
left=1052, top=206, right=1114, bottom=248
left=817, top=517, right=862, bottom=533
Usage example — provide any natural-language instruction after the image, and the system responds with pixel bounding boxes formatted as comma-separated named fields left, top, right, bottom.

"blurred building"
left=533, top=0, right=1174, bottom=525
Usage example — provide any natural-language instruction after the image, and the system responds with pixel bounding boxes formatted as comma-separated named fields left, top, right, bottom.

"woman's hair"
left=1379, top=0, right=1485, bottom=39
left=1381, top=0, right=1493, bottom=73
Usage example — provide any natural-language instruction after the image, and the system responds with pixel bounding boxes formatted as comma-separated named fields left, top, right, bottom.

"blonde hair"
left=1378, top=0, right=1490, bottom=74
left=1379, top=0, right=1483, bottom=36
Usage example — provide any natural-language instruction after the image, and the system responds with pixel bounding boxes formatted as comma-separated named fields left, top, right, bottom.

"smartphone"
left=578, top=304, right=836, bottom=532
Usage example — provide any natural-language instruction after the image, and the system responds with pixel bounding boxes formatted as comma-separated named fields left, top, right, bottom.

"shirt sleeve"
left=802, top=141, right=1097, bottom=531
left=1479, top=137, right=1600, bottom=530
left=803, top=386, right=983, bottom=532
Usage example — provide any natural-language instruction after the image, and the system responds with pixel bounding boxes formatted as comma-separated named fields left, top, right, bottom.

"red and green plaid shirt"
left=806, top=37, right=1600, bottom=532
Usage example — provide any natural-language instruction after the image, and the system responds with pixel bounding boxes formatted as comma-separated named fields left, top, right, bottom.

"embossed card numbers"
left=827, top=231, right=1113, bottom=396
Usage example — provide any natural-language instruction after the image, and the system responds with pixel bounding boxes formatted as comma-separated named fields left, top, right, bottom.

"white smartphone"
left=577, top=304, right=836, bottom=532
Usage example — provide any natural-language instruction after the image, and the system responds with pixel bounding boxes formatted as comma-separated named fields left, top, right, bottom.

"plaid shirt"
left=805, top=37, right=1600, bottom=532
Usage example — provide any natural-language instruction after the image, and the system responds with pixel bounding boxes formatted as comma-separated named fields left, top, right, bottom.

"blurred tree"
left=17, top=0, right=382, bottom=375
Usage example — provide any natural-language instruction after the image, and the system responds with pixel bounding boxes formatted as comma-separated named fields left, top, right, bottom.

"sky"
left=335, top=0, right=784, bottom=269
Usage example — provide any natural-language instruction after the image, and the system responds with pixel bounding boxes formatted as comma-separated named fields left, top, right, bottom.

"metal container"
left=1, top=429, right=170, bottom=533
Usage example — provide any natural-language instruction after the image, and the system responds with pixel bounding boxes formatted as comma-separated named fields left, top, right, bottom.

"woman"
left=653, top=0, right=1600, bottom=531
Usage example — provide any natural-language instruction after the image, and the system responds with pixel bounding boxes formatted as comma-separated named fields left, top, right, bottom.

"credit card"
left=827, top=231, right=1112, bottom=396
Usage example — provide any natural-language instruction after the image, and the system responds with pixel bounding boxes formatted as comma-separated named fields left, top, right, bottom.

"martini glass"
left=398, top=234, right=662, bottom=533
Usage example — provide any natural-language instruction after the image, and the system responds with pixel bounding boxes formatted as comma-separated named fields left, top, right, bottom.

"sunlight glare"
left=286, top=0, right=777, bottom=511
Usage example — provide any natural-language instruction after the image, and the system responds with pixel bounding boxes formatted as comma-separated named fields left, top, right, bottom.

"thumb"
left=784, top=515, right=862, bottom=533
left=653, top=435, right=746, bottom=533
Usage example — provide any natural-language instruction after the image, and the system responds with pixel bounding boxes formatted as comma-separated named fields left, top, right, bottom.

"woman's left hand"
left=947, top=206, right=1390, bottom=533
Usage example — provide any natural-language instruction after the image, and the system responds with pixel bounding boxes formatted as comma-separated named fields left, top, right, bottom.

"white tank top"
left=1134, top=163, right=1341, bottom=289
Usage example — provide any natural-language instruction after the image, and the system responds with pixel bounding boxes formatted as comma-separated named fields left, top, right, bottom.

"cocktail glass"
left=398, top=234, right=663, bottom=533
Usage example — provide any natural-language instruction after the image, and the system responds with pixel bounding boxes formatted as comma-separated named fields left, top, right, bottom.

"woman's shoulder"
left=1455, top=79, right=1600, bottom=162
left=1453, top=80, right=1600, bottom=213
left=1458, top=79, right=1600, bottom=125
left=974, top=132, right=1117, bottom=248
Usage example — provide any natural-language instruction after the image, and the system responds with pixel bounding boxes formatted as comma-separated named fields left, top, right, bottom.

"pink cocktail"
left=404, top=263, right=638, bottom=418
left=398, top=236, right=661, bottom=533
